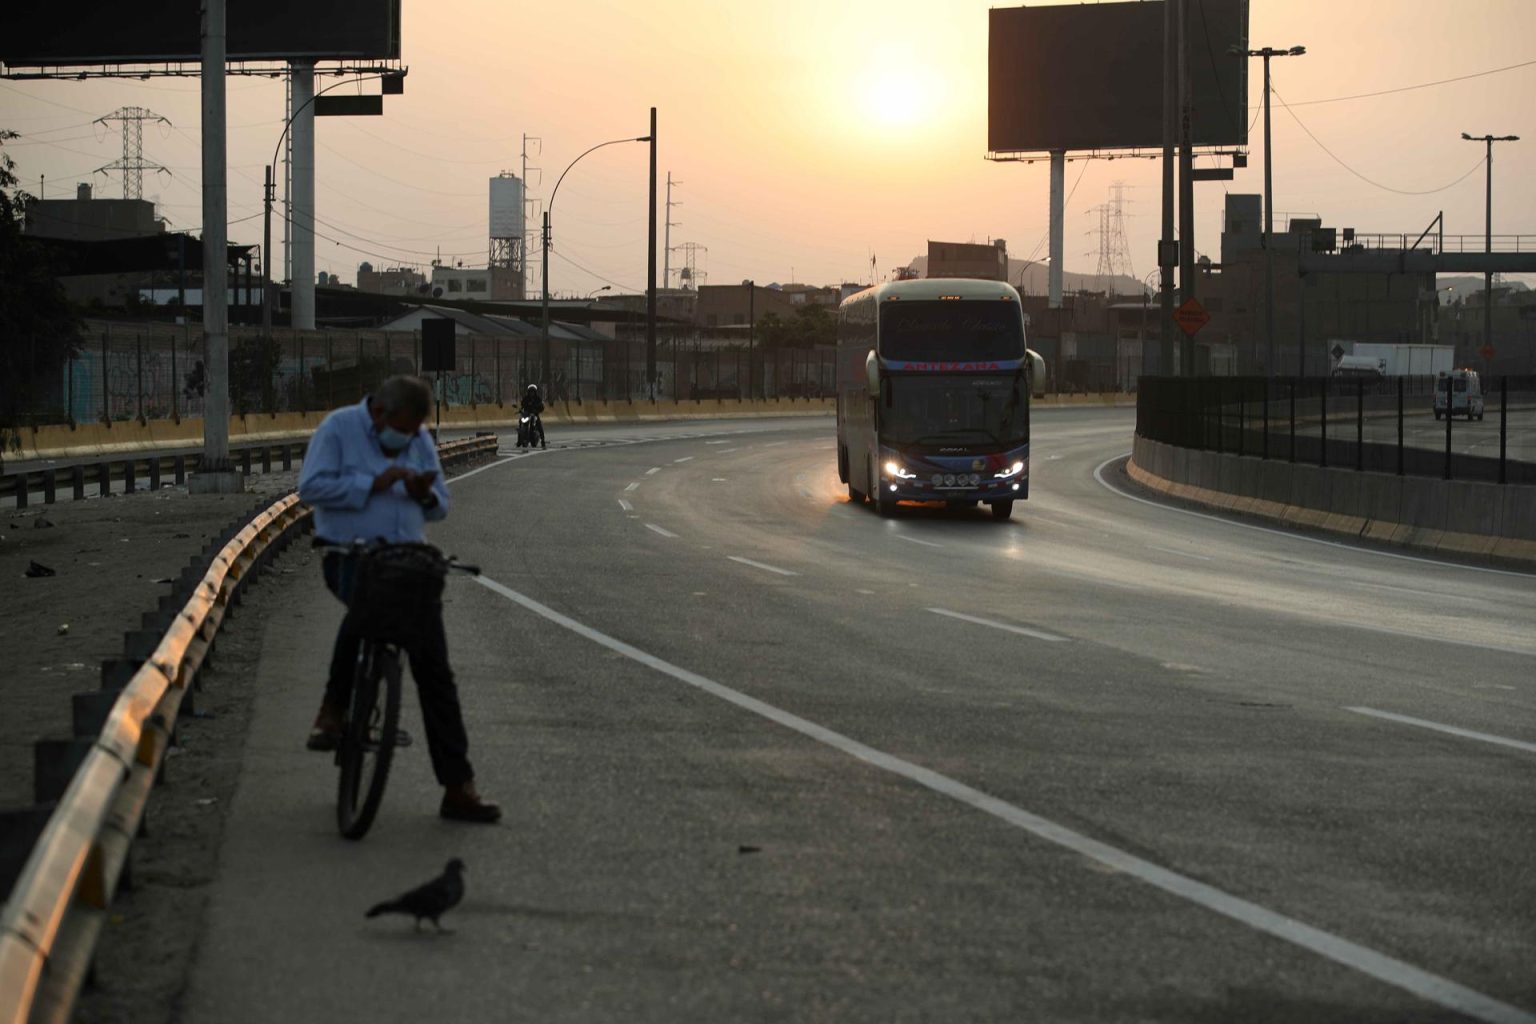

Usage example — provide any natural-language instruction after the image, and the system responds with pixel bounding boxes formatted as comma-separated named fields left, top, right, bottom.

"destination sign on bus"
left=883, top=360, right=1019, bottom=372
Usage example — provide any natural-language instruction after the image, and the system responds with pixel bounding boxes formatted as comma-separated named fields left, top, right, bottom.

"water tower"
left=489, top=173, right=525, bottom=300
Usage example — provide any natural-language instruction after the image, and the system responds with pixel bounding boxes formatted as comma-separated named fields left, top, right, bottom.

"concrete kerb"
left=1127, top=436, right=1536, bottom=569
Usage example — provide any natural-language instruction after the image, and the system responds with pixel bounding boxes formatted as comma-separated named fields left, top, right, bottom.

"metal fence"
left=1136, top=375, right=1536, bottom=485
left=3, top=320, right=836, bottom=428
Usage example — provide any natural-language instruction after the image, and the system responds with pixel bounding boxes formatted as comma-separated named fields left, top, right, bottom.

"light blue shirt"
left=298, top=397, right=450, bottom=543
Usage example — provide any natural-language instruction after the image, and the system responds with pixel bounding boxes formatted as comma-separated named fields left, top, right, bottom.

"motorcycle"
left=516, top=411, right=545, bottom=449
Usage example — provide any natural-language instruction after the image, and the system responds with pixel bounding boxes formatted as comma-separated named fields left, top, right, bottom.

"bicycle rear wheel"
left=336, top=643, right=403, bottom=840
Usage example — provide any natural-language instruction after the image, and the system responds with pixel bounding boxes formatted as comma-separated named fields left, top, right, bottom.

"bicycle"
left=321, top=541, right=479, bottom=840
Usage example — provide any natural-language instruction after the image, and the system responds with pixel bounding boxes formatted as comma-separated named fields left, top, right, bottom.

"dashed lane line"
left=646, top=467, right=662, bottom=475
left=727, top=556, right=798, bottom=577
left=471, top=572, right=1535, bottom=1024
left=618, top=499, right=633, bottom=512
left=927, top=608, right=1069, bottom=643
left=1345, top=707, right=1536, bottom=755
left=624, top=482, right=640, bottom=492
left=645, top=523, right=679, bottom=539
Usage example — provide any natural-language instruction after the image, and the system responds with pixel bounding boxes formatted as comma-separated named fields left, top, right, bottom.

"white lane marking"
left=646, top=467, right=662, bottom=475
left=674, top=456, right=695, bottom=463
left=762, top=440, right=787, bottom=447
left=928, top=608, right=1069, bottom=643
left=897, top=534, right=944, bottom=549
left=443, top=456, right=517, bottom=484
left=624, top=482, right=640, bottom=492
left=716, top=447, right=740, bottom=454
left=712, top=477, right=728, bottom=482
left=472, top=572, right=1534, bottom=1024
left=856, top=588, right=875, bottom=595
left=1148, top=545, right=1212, bottom=561
left=645, top=523, right=679, bottom=539
left=706, top=440, right=729, bottom=444
left=617, top=498, right=633, bottom=512
left=728, top=556, right=798, bottom=577
left=1345, top=707, right=1536, bottom=755
left=1094, top=455, right=1536, bottom=581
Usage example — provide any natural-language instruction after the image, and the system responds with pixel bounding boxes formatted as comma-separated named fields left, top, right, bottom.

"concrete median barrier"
left=1128, top=436, right=1536, bottom=568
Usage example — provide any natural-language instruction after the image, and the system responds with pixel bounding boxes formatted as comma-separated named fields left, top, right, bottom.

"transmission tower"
left=522, top=134, right=542, bottom=299
left=663, top=173, right=682, bottom=289
left=669, top=241, right=707, bottom=290
left=94, top=107, right=171, bottom=200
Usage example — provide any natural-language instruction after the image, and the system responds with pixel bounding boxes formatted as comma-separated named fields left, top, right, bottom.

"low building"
left=356, top=263, right=427, bottom=295
left=926, top=239, right=1008, bottom=281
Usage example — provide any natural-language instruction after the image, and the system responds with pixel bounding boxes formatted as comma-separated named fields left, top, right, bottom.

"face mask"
left=378, top=426, right=413, bottom=453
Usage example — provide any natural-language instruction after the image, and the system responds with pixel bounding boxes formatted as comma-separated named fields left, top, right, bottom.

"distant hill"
left=907, top=255, right=1146, bottom=297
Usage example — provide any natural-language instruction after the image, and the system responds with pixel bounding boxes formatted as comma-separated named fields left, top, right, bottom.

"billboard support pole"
left=1159, top=0, right=1176, bottom=376
left=647, top=106, right=658, bottom=401
left=189, top=0, right=241, bottom=494
left=1177, top=0, right=1196, bottom=376
left=290, top=60, right=316, bottom=331
left=1048, top=151, right=1064, bottom=310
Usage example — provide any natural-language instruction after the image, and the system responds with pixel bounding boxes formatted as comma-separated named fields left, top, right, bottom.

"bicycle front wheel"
left=336, top=643, right=403, bottom=840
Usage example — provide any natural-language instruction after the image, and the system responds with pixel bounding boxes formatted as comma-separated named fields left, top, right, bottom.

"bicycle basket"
left=348, top=543, right=448, bottom=645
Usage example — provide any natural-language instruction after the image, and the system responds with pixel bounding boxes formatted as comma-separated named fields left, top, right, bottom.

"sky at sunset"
left=2, top=0, right=1533, bottom=295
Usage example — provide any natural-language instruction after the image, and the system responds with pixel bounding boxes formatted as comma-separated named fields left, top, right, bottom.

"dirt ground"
left=0, top=473, right=298, bottom=812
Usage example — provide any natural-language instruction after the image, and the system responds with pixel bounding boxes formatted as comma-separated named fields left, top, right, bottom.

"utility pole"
left=1234, top=44, right=1306, bottom=376
left=190, top=0, right=241, bottom=493
left=663, top=172, right=681, bottom=289
left=646, top=106, right=658, bottom=400
left=1158, top=0, right=1176, bottom=375
left=1462, top=132, right=1519, bottom=369
left=748, top=280, right=755, bottom=401
left=522, top=133, right=541, bottom=300
left=1177, top=0, right=1195, bottom=376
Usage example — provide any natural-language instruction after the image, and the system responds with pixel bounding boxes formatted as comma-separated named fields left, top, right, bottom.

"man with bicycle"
left=297, top=375, right=500, bottom=824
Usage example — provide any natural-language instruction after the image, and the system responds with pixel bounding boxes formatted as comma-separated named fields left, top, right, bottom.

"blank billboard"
left=0, top=0, right=400, bottom=65
left=989, top=0, right=1248, bottom=154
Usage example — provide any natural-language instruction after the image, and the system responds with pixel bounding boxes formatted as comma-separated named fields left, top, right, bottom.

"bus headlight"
left=993, top=460, right=1026, bottom=479
left=884, top=461, right=916, bottom=480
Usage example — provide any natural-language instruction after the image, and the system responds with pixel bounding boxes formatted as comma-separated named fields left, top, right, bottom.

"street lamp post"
left=1014, top=256, right=1050, bottom=296
left=262, top=72, right=398, bottom=331
left=541, top=132, right=651, bottom=391
left=585, top=285, right=612, bottom=300
left=1462, top=132, right=1519, bottom=369
left=1232, top=43, right=1305, bottom=376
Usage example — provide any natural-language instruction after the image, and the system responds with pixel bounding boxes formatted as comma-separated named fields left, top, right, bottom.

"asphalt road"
left=180, top=409, right=1535, bottom=1024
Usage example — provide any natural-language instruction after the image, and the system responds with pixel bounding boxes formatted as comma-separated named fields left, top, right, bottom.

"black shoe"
left=440, top=781, right=501, bottom=823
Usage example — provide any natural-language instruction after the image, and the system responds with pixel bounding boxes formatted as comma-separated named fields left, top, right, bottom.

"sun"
left=855, top=49, right=943, bottom=130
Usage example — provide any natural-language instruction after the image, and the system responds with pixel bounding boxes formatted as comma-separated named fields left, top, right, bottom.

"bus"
left=836, top=278, right=1046, bottom=521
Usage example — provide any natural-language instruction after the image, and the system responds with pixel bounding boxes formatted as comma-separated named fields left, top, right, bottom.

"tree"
left=0, top=131, right=82, bottom=458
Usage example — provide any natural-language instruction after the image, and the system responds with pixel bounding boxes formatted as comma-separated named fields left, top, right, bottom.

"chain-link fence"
left=1137, top=375, right=1536, bottom=484
left=2, top=320, right=836, bottom=429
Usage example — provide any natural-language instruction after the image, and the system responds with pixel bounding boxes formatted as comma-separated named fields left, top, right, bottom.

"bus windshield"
left=878, top=301, right=1025, bottom=362
left=881, top=374, right=1027, bottom=448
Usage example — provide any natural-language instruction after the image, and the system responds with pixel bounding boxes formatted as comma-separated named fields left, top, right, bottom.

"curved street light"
left=541, top=134, right=651, bottom=389
left=262, top=72, right=403, bottom=329
left=586, top=285, right=612, bottom=300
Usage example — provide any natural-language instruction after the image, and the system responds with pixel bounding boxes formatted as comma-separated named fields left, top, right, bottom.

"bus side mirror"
left=865, top=350, right=880, bottom=398
left=1027, top=349, right=1047, bottom=399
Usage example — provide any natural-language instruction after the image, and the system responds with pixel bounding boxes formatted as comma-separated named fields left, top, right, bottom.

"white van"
left=1434, top=369, right=1484, bottom=421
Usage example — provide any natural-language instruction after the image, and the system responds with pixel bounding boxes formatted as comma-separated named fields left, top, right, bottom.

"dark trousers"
left=323, top=552, right=474, bottom=788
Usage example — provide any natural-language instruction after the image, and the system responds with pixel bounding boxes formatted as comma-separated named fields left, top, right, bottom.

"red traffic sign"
left=1479, top=344, right=1495, bottom=362
left=1173, top=298, right=1211, bottom=337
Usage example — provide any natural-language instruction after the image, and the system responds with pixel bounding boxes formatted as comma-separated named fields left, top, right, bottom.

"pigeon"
left=365, top=858, right=465, bottom=932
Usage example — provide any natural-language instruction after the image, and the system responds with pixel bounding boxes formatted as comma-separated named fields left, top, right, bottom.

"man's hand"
left=404, top=471, right=438, bottom=501
left=371, top=466, right=412, bottom=493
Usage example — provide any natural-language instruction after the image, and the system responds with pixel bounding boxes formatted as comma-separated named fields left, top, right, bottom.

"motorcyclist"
left=519, top=384, right=546, bottom=449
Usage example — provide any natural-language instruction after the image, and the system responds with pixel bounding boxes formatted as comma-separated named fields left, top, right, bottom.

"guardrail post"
left=14, top=473, right=28, bottom=509
left=174, top=455, right=187, bottom=486
left=0, top=806, right=54, bottom=896
left=281, top=443, right=292, bottom=471
left=33, top=737, right=95, bottom=804
left=240, top=448, right=252, bottom=475
left=1319, top=381, right=1328, bottom=469
left=149, top=457, right=161, bottom=491
left=124, top=460, right=137, bottom=494
left=98, top=462, right=111, bottom=497
left=1498, top=376, right=1507, bottom=485
left=261, top=446, right=271, bottom=474
left=43, top=470, right=56, bottom=504
left=1356, top=378, right=1364, bottom=472
left=73, top=465, right=86, bottom=500
left=1397, top=377, right=1405, bottom=477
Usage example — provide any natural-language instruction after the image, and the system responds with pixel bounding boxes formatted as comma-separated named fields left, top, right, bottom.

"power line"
left=1287, top=57, right=1536, bottom=107
left=1273, top=86, right=1487, bottom=196
left=550, top=248, right=640, bottom=293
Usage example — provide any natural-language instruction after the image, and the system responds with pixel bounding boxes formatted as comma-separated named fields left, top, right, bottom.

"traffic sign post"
left=1173, top=298, right=1210, bottom=337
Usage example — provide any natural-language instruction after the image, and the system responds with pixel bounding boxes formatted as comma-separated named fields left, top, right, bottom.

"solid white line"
left=1094, top=455, right=1536, bottom=581
left=727, top=555, right=798, bottom=576
left=716, top=447, right=740, bottom=453
left=645, top=523, right=679, bottom=539
left=706, top=440, right=729, bottom=444
left=646, top=467, right=662, bottom=475
left=471, top=572, right=1534, bottom=1024
left=1345, top=707, right=1536, bottom=755
left=928, top=608, right=1069, bottom=643
left=673, top=456, right=695, bottom=463
left=1148, top=545, right=1212, bottom=561
left=762, top=440, right=787, bottom=447
left=443, top=456, right=517, bottom=485
left=617, top=499, right=633, bottom=512
left=624, top=482, right=640, bottom=492
left=897, top=534, right=944, bottom=549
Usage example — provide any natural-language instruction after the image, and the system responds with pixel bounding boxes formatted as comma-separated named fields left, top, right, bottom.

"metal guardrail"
left=0, top=432, right=498, bottom=1024
left=1, top=440, right=308, bottom=507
